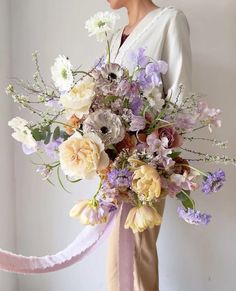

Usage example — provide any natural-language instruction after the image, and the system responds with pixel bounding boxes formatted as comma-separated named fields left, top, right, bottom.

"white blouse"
left=109, top=5, right=192, bottom=102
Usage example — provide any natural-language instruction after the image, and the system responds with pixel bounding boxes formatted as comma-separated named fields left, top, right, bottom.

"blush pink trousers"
left=106, top=198, right=166, bottom=291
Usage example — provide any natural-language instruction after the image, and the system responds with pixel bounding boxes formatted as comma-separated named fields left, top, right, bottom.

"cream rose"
left=125, top=205, right=162, bottom=233
left=59, top=132, right=109, bottom=179
left=59, top=77, right=95, bottom=119
left=131, top=164, right=161, bottom=202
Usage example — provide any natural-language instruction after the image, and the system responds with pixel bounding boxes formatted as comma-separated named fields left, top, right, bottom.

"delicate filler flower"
left=36, top=165, right=52, bottom=181
left=107, top=168, right=133, bottom=189
left=125, top=205, right=162, bottom=233
left=177, top=207, right=211, bottom=225
left=51, top=55, right=73, bottom=93
left=60, top=77, right=95, bottom=119
left=132, top=164, right=161, bottom=202
left=70, top=200, right=107, bottom=225
left=83, top=109, right=125, bottom=146
left=85, top=11, right=120, bottom=42
left=202, top=169, right=226, bottom=194
left=8, top=117, right=37, bottom=154
left=59, top=132, right=109, bottom=179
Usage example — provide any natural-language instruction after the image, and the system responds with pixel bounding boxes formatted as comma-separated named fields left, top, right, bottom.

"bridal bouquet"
left=6, top=11, right=235, bottom=233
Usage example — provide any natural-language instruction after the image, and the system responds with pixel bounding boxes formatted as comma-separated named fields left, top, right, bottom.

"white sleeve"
left=161, top=10, right=192, bottom=103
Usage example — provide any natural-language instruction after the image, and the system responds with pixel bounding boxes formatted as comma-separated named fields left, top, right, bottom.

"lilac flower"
left=170, top=172, right=199, bottom=191
left=101, top=180, right=119, bottom=198
left=197, top=100, right=221, bottom=132
left=202, top=169, right=226, bottom=194
left=175, top=113, right=198, bottom=130
left=108, top=168, right=133, bottom=188
left=177, top=207, right=211, bottom=225
left=44, top=137, right=64, bottom=159
left=147, top=135, right=175, bottom=169
left=145, top=61, right=168, bottom=87
left=130, top=96, right=143, bottom=115
left=129, top=115, right=146, bottom=131
left=127, top=48, right=149, bottom=72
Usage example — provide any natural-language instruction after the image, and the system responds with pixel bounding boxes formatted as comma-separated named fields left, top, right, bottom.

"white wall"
left=0, top=0, right=17, bottom=290
left=6, top=0, right=236, bottom=291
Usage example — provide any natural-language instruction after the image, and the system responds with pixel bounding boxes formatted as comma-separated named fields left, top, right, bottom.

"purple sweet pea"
left=129, top=115, right=146, bottom=131
left=127, top=47, right=149, bottom=72
left=130, top=96, right=143, bottom=115
left=177, top=207, right=211, bottom=225
left=202, top=169, right=226, bottom=194
left=44, top=137, right=64, bottom=159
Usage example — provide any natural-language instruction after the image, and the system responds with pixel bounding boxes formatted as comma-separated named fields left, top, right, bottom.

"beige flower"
left=70, top=200, right=107, bottom=225
left=59, top=77, right=95, bottom=119
left=59, top=132, right=109, bottom=179
left=132, top=164, right=161, bottom=202
left=125, top=205, right=162, bottom=233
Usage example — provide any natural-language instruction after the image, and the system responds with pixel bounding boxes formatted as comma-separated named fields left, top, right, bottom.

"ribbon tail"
left=0, top=211, right=117, bottom=274
left=118, top=203, right=134, bottom=291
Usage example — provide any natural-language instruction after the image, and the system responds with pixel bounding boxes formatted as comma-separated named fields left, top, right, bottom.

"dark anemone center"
left=100, top=126, right=109, bottom=134
left=108, top=72, right=117, bottom=81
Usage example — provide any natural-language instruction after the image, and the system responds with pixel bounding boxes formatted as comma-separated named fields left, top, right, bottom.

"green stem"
left=177, top=163, right=208, bottom=178
left=93, top=178, right=102, bottom=199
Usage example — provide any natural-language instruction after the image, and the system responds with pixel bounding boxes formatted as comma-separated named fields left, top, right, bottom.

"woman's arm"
left=161, top=9, right=192, bottom=103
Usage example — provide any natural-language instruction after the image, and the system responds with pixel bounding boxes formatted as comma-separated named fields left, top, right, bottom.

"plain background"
left=0, top=0, right=236, bottom=290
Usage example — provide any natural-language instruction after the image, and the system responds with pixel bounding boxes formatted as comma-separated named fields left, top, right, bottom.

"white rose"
left=59, top=77, right=95, bottom=120
left=59, top=132, right=109, bottom=179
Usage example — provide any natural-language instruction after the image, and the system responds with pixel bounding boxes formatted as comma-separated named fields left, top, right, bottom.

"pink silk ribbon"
left=0, top=205, right=135, bottom=290
left=0, top=211, right=117, bottom=274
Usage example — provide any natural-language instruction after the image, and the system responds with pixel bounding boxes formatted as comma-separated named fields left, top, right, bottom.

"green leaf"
left=176, top=190, right=195, bottom=210
left=168, top=151, right=182, bottom=159
left=44, top=130, right=52, bottom=144
left=53, top=126, right=60, bottom=140
left=32, top=128, right=45, bottom=141
left=123, top=98, right=129, bottom=108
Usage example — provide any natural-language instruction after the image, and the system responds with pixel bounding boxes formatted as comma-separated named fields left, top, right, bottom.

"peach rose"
left=59, top=132, right=109, bottom=179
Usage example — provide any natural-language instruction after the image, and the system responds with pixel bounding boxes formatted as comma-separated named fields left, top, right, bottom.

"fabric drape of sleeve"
left=161, top=10, right=192, bottom=103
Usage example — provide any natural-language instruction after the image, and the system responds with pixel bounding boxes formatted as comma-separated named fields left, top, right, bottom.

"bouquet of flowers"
left=6, top=11, right=236, bottom=234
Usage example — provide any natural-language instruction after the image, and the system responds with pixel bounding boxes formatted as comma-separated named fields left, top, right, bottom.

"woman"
left=106, top=1, right=192, bottom=291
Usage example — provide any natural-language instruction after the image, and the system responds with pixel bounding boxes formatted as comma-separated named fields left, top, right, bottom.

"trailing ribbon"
left=0, top=211, right=117, bottom=274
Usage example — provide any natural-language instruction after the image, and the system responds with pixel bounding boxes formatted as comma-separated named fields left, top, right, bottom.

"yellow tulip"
left=124, top=205, right=162, bottom=233
left=132, top=164, right=161, bottom=202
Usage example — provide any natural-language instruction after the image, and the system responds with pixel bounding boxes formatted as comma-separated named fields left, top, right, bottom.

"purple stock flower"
left=202, top=169, right=226, bottom=194
left=108, top=168, right=133, bottom=188
left=177, top=207, right=211, bottom=225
